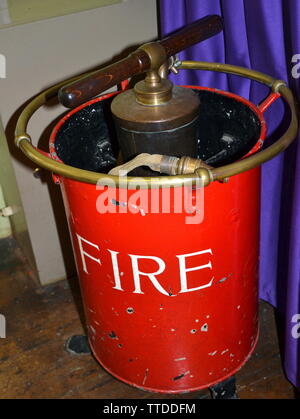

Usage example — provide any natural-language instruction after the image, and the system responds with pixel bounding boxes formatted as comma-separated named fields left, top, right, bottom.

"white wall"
left=0, top=185, right=11, bottom=239
left=0, top=0, right=158, bottom=284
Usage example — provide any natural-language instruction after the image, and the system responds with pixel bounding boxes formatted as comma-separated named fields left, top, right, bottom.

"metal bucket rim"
left=48, top=85, right=267, bottom=170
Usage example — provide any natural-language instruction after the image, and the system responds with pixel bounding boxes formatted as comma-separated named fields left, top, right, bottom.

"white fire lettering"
left=129, top=255, right=168, bottom=295
left=177, top=249, right=214, bottom=293
left=75, top=233, right=214, bottom=295
left=108, top=249, right=123, bottom=291
left=76, top=233, right=101, bottom=274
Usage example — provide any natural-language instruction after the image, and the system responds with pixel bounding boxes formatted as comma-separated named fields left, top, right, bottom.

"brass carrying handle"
left=15, top=61, right=298, bottom=188
left=58, top=15, right=223, bottom=108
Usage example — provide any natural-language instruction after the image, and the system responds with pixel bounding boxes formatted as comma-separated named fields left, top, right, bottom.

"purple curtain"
left=160, top=0, right=300, bottom=389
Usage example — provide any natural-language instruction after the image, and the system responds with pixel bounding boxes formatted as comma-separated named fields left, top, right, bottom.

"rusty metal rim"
left=15, top=61, right=298, bottom=188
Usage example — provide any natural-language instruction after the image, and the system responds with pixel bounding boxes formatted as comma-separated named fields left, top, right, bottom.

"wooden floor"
left=0, top=238, right=295, bottom=399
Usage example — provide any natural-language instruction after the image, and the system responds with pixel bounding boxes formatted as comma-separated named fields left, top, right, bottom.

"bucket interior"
left=54, top=89, right=261, bottom=174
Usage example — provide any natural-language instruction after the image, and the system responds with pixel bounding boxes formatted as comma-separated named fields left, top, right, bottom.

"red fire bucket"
left=48, top=86, right=266, bottom=393
left=13, top=7, right=298, bottom=393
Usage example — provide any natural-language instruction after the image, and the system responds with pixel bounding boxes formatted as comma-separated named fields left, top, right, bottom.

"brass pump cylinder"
left=111, top=83, right=200, bottom=172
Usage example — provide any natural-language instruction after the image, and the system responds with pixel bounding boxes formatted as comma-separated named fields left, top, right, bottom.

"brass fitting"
left=134, top=42, right=173, bottom=105
left=108, top=154, right=214, bottom=184
left=138, top=43, right=167, bottom=71
left=175, top=156, right=213, bottom=174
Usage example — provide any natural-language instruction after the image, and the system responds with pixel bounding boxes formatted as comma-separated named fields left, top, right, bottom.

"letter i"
left=108, top=250, right=124, bottom=291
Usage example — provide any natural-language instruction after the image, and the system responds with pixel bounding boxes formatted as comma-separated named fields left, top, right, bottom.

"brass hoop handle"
left=15, top=61, right=298, bottom=188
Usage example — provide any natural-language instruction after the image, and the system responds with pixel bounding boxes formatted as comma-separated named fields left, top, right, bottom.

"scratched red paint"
left=49, top=86, right=268, bottom=393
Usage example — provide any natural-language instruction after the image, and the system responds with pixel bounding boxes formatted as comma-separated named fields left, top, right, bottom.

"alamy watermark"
left=0, top=314, right=6, bottom=338
left=291, top=314, right=300, bottom=339
left=95, top=174, right=205, bottom=225
left=291, top=54, right=300, bottom=79
left=0, top=54, right=6, bottom=79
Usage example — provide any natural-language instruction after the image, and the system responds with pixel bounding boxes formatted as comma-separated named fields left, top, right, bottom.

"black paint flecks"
left=173, top=373, right=185, bottom=381
left=126, top=308, right=134, bottom=314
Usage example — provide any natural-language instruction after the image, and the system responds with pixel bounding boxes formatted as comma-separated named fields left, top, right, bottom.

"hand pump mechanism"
left=58, top=15, right=223, bottom=176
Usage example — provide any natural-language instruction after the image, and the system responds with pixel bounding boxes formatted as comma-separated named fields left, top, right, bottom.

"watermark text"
left=95, top=175, right=205, bottom=225
left=291, top=54, right=300, bottom=79
left=291, top=314, right=300, bottom=339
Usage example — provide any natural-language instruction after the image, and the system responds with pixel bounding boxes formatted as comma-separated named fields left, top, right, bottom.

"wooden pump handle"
left=59, top=15, right=223, bottom=108
left=159, top=14, right=223, bottom=57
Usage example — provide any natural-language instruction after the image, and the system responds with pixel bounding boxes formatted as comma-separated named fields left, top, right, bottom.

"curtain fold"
left=160, top=0, right=300, bottom=389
